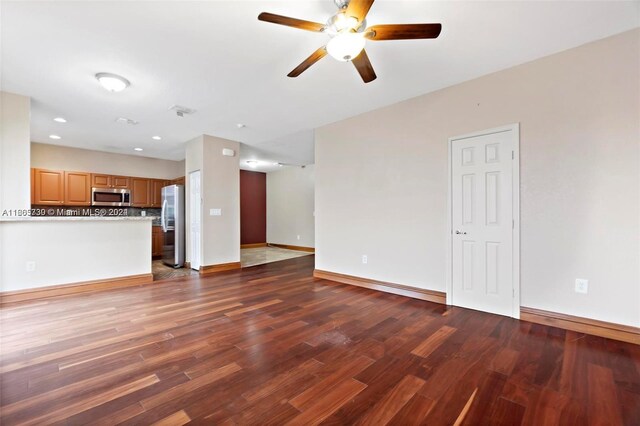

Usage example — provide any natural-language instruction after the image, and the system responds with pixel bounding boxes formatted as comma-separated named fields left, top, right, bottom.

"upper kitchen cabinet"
left=33, top=168, right=64, bottom=205
left=111, top=176, right=130, bottom=189
left=131, top=178, right=151, bottom=207
left=91, top=174, right=130, bottom=189
left=64, top=171, right=91, bottom=206
left=172, top=176, right=185, bottom=186
left=150, top=179, right=169, bottom=207
left=91, top=174, right=111, bottom=188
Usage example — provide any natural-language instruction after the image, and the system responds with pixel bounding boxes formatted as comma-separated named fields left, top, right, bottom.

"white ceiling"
left=1, top=1, right=638, bottom=172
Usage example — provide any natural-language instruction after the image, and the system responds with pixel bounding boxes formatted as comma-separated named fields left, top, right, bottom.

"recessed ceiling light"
left=152, top=136, right=162, bottom=140
left=53, top=117, right=67, bottom=123
left=49, top=134, right=61, bottom=140
left=134, top=147, right=143, bottom=152
left=237, top=123, right=246, bottom=129
left=95, top=72, right=130, bottom=92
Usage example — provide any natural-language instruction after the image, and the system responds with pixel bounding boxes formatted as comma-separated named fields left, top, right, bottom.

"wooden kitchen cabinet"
left=33, top=168, right=65, bottom=205
left=111, top=176, right=130, bottom=189
left=131, top=178, right=151, bottom=207
left=150, top=179, right=169, bottom=208
left=91, top=174, right=130, bottom=189
left=91, top=174, right=111, bottom=188
left=172, top=176, right=185, bottom=186
left=31, top=167, right=177, bottom=207
left=64, top=171, right=91, bottom=206
left=152, top=226, right=163, bottom=258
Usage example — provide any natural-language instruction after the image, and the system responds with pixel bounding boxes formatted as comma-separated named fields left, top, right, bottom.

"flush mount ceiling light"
left=246, top=160, right=259, bottom=168
left=49, top=134, right=61, bottom=140
left=53, top=117, right=67, bottom=123
left=152, top=136, right=162, bottom=140
left=134, top=147, right=143, bottom=152
left=236, top=123, right=246, bottom=129
left=95, top=72, right=130, bottom=92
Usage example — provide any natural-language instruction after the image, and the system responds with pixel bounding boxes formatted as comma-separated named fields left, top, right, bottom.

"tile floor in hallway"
left=152, top=246, right=313, bottom=280
left=241, top=246, right=313, bottom=268
left=152, top=261, right=197, bottom=281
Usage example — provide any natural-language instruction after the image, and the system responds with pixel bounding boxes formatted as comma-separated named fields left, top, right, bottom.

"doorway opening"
left=240, top=166, right=315, bottom=268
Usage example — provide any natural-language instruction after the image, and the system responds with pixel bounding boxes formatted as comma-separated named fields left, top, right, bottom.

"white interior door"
left=189, top=170, right=202, bottom=271
left=450, top=126, right=519, bottom=317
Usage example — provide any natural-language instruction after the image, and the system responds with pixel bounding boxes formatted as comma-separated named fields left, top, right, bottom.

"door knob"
left=455, top=230, right=467, bottom=235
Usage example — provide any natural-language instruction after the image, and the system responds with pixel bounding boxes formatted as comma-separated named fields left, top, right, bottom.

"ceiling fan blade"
left=344, top=0, right=375, bottom=23
left=288, top=46, right=328, bottom=78
left=352, top=49, right=377, bottom=83
left=365, top=23, right=442, bottom=40
left=258, top=12, right=325, bottom=32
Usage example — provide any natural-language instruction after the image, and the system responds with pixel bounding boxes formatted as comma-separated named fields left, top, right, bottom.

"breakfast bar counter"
left=0, top=216, right=156, bottom=302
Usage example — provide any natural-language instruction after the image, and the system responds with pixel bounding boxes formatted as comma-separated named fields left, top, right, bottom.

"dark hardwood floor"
left=1, top=255, right=639, bottom=425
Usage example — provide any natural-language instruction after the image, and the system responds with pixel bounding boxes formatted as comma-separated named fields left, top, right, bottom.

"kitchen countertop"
left=0, top=216, right=159, bottom=222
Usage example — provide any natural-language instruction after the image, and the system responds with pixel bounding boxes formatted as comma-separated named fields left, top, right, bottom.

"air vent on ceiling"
left=169, top=105, right=196, bottom=117
left=115, top=117, right=139, bottom=125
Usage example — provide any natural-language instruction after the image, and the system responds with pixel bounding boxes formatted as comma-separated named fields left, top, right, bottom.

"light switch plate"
left=575, top=278, right=588, bottom=294
left=210, top=208, right=222, bottom=216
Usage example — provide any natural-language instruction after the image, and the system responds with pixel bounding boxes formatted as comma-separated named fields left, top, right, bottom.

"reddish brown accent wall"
left=240, top=170, right=266, bottom=245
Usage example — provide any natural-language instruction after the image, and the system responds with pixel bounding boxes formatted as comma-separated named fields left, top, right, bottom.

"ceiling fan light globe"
left=327, top=31, right=366, bottom=62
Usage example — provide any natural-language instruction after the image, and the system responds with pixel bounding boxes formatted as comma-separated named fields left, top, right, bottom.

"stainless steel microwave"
left=91, top=188, right=131, bottom=206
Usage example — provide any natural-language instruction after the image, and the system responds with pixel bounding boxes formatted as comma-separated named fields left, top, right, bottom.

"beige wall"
left=1, top=92, right=31, bottom=212
left=185, top=135, right=240, bottom=267
left=0, top=91, right=31, bottom=293
left=267, top=165, right=315, bottom=248
left=31, top=143, right=184, bottom=179
left=315, top=29, right=639, bottom=327
left=202, top=135, right=240, bottom=266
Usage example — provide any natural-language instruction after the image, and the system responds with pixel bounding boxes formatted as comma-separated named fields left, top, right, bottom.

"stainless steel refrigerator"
left=161, top=184, right=185, bottom=268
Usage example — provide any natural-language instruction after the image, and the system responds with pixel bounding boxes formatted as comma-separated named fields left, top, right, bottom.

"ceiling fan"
left=258, top=0, right=442, bottom=83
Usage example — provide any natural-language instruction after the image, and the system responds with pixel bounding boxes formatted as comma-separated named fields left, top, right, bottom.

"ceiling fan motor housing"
left=325, top=13, right=366, bottom=36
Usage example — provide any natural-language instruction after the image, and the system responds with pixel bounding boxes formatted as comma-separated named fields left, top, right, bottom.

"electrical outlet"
left=26, top=261, right=36, bottom=272
left=362, top=255, right=368, bottom=264
left=575, top=279, right=588, bottom=294
left=297, top=235, right=301, bottom=240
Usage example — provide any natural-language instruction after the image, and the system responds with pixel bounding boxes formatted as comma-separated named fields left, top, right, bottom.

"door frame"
left=445, top=123, right=521, bottom=318
left=189, top=170, right=202, bottom=271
